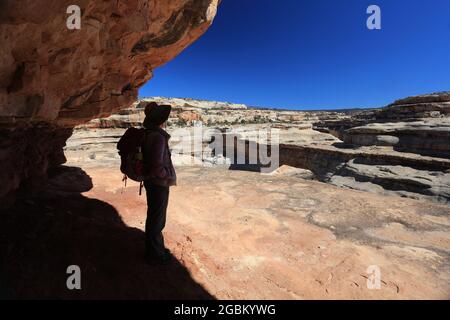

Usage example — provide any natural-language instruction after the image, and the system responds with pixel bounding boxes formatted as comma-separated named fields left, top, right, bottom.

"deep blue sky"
left=139, top=0, right=450, bottom=110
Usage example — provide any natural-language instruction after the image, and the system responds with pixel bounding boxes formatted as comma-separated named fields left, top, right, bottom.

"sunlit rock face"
left=0, top=0, right=219, bottom=205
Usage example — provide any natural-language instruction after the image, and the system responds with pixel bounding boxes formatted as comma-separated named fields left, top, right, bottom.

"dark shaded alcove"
left=0, top=166, right=213, bottom=300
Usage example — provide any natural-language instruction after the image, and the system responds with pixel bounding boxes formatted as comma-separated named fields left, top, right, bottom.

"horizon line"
left=137, top=95, right=385, bottom=112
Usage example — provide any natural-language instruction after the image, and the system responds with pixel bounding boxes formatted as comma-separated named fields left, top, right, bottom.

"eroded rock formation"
left=342, top=120, right=450, bottom=158
left=66, top=91, right=450, bottom=203
left=0, top=0, right=219, bottom=205
left=300, top=92, right=450, bottom=202
left=337, top=93, right=450, bottom=158
left=378, top=91, right=450, bottom=120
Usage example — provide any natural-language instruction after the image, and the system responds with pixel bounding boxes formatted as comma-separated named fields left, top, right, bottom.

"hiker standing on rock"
left=142, top=102, right=177, bottom=265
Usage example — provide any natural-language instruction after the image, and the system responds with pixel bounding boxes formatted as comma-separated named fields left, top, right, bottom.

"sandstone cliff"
left=0, top=0, right=219, bottom=205
left=80, top=96, right=349, bottom=129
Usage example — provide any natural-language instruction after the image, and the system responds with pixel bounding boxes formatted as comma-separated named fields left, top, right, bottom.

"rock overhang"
left=0, top=0, right=219, bottom=205
left=0, top=0, right=219, bottom=127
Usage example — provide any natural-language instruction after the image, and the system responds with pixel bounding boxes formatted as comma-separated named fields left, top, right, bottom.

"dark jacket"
left=142, top=126, right=177, bottom=187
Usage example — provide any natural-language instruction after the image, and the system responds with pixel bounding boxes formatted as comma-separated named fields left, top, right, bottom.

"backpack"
left=117, top=127, right=147, bottom=193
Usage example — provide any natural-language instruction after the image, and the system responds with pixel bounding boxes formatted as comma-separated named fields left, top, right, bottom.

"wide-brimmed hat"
left=144, top=102, right=172, bottom=126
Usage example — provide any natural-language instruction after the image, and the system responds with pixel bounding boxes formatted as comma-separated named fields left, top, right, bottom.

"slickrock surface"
left=2, top=160, right=448, bottom=299
left=0, top=0, right=218, bottom=205
left=278, top=142, right=450, bottom=203
left=86, top=165, right=450, bottom=299
left=329, top=159, right=450, bottom=202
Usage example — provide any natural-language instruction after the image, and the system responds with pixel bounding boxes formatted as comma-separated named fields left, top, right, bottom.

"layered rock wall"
left=340, top=93, right=450, bottom=158
left=342, top=120, right=450, bottom=158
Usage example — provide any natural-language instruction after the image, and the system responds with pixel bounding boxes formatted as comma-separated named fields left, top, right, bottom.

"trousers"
left=144, top=182, right=169, bottom=257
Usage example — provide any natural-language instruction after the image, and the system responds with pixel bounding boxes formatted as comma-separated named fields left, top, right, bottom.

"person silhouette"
left=141, top=102, right=177, bottom=265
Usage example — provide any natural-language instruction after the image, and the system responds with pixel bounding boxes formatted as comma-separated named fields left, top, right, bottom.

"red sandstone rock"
left=0, top=0, right=218, bottom=125
left=0, top=0, right=219, bottom=203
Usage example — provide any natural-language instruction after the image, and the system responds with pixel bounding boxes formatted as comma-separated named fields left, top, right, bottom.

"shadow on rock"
left=331, top=142, right=360, bottom=150
left=0, top=166, right=214, bottom=300
left=228, top=163, right=264, bottom=173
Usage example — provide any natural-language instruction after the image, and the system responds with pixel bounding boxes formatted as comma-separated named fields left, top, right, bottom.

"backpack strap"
left=139, top=181, right=144, bottom=196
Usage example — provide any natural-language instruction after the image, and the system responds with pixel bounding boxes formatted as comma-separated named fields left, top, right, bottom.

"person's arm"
left=146, top=133, right=168, bottom=178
